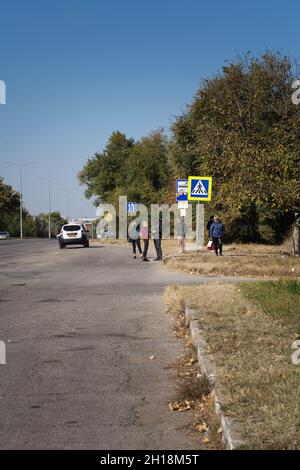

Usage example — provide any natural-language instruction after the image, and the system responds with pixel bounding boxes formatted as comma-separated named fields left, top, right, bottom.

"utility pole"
left=59, top=188, right=78, bottom=221
left=34, top=176, right=62, bottom=238
left=0, top=161, right=38, bottom=238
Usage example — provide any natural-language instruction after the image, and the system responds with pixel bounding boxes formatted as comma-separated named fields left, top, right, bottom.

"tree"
left=79, top=129, right=171, bottom=207
left=170, top=51, right=300, bottom=245
left=121, top=130, right=171, bottom=205
left=35, top=212, right=67, bottom=237
left=0, top=177, right=20, bottom=235
left=294, top=213, right=300, bottom=256
left=79, top=131, right=134, bottom=206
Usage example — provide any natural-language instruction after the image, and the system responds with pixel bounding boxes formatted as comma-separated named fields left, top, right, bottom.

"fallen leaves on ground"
left=168, top=400, right=192, bottom=412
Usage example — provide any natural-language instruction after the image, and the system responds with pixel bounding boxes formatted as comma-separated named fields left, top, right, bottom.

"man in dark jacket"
left=151, top=217, right=163, bottom=261
left=210, top=216, right=224, bottom=256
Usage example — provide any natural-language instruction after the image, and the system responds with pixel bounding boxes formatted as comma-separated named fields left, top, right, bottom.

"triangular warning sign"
left=191, top=180, right=207, bottom=196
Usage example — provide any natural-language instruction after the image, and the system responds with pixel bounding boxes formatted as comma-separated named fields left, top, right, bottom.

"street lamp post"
left=35, top=177, right=62, bottom=238
left=0, top=161, right=38, bottom=238
left=59, top=188, right=78, bottom=221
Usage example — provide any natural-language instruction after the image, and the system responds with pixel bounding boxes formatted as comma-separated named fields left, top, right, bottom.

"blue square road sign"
left=187, top=176, right=212, bottom=202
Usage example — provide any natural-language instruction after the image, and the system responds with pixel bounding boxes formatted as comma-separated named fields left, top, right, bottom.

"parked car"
left=57, top=224, right=89, bottom=249
left=0, top=231, right=10, bottom=239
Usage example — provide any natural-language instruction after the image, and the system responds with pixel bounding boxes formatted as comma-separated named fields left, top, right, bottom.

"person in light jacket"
left=210, top=216, right=224, bottom=256
left=128, top=220, right=142, bottom=259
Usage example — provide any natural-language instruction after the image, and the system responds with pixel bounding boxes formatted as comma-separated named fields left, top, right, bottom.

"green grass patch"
left=165, top=282, right=300, bottom=449
left=240, top=280, right=300, bottom=333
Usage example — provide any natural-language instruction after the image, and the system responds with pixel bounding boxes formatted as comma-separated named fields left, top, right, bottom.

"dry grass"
left=164, top=283, right=300, bottom=449
left=90, top=238, right=128, bottom=245
left=165, top=290, right=223, bottom=449
left=164, top=243, right=300, bottom=278
left=169, top=354, right=224, bottom=449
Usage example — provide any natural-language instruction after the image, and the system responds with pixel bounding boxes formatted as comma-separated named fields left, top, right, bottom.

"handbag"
left=207, top=240, right=215, bottom=251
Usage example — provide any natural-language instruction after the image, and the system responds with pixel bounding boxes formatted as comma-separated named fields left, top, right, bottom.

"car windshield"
left=63, top=225, right=81, bottom=232
left=0, top=232, right=8, bottom=235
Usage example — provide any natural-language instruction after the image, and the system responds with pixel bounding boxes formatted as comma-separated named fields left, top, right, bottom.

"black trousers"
left=153, top=239, right=163, bottom=259
left=213, top=237, right=222, bottom=255
left=142, top=239, right=149, bottom=258
left=132, top=239, right=142, bottom=255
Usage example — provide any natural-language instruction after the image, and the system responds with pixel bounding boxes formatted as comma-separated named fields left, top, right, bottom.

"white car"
left=58, top=224, right=89, bottom=249
left=0, top=231, right=10, bottom=239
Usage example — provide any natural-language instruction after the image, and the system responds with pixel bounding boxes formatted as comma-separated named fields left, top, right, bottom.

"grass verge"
left=164, top=280, right=300, bottom=449
left=165, top=292, right=223, bottom=448
left=241, top=280, right=300, bottom=333
left=164, top=244, right=300, bottom=278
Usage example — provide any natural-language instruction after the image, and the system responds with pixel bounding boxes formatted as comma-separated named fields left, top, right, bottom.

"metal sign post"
left=195, top=202, right=204, bottom=252
left=196, top=202, right=199, bottom=252
left=187, top=176, right=211, bottom=252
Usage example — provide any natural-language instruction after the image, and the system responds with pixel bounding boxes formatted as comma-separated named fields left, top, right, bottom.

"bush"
left=258, top=224, right=277, bottom=244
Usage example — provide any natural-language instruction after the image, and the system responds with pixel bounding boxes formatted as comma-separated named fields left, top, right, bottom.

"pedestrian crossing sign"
left=187, top=176, right=212, bottom=201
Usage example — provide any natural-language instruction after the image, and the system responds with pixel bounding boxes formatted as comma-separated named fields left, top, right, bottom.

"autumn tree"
left=170, top=51, right=300, bottom=245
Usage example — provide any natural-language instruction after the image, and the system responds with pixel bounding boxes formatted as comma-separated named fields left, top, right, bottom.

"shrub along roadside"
left=164, top=281, right=300, bottom=449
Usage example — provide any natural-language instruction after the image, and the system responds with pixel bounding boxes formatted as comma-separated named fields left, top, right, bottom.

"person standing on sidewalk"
left=128, top=220, right=142, bottom=259
left=151, top=217, right=163, bottom=261
left=210, top=216, right=224, bottom=256
left=141, top=220, right=150, bottom=262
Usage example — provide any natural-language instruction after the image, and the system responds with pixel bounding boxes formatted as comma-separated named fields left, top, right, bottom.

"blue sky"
left=0, top=0, right=299, bottom=218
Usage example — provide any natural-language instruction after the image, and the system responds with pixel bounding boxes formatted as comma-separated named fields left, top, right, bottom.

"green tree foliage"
left=0, top=177, right=20, bottom=233
left=79, top=131, right=134, bottom=206
left=0, top=177, right=55, bottom=237
left=21, top=211, right=37, bottom=237
left=121, top=131, right=171, bottom=205
left=0, top=177, right=37, bottom=236
left=170, top=52, right=300, bottom=243
left=35, top=211, right=67, bottom=237
left=79, top=129, right=171, bottom=207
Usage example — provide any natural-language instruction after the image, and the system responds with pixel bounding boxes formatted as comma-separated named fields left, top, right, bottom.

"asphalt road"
left=0, top=239, right=241, bottom=450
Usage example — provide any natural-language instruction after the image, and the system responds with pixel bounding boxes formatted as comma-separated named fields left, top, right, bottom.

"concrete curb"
left=185, top=307, right=246, bottom=450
